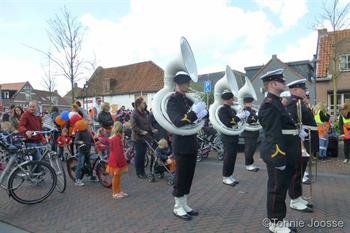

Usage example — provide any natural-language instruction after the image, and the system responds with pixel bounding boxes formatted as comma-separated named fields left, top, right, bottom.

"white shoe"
left=173, top=197, right=188, bottom=216
left=290, top=199, right=313, bottom=212
left=230, top=175, right=239, bottom=184
left=223, top=177, right=235, bottom=186
left=302, top=149, right=310, bottom=157
left=246, top=164, right=259, bottom=172
left=269, top=222, right=294, bottom=233
left=343, top=159, right=349, bottom=163
left=75, top=179, right=85, bottom=186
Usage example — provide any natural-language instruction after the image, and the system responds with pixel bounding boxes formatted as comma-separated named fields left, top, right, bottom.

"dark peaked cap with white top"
left=287, top=79, right=307, bottom=89
left=259, top=68, right=285, bottom=83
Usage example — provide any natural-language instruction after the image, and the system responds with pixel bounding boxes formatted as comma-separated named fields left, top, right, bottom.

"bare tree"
left=41, top=53, right=56, bottom=106
left=316, top=0, right=350, bottom=120
left=46, top=6, right=85, bottom=103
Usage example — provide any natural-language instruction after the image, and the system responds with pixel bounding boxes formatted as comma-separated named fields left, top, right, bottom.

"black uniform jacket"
left=167, top=92, right=198, bottom=154
left=218, top=104, right=240, bottom=142
left=241, top=106, right=260, bottom=138
left=286, top=95, right=319, bottom=153
left=258, top=92, right=298, bottom=168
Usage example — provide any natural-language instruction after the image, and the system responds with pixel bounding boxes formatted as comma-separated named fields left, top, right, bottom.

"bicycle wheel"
left=49, top=152, right=67, bottom=193
left=144, top=150, right=150, bottom=168
left=66, top=157, right=78, bottom=182
left=96, top=161, right=112, bottom=188
left=8, top=160, right=57, bottom=204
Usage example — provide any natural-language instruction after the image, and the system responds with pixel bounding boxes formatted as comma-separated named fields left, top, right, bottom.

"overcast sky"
left=0, top=0, right=346, bottom=96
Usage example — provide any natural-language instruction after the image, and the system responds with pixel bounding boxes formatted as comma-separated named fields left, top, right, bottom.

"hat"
left=221, top=90, right=234, bottom=100
left=174, top=72, right=191, bottom=84
left=260, top=68, right=285, bottom=83
left=287, top=79, right=307, bottom=89
left=243, top=96, right=255, bottom=103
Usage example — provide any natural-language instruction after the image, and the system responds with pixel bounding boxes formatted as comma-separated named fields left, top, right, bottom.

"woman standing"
left=9, top=106, right=24, bottom=130
left=130, top=97, right=156, bottom=178
left=97, top=102, right=114, bottom=136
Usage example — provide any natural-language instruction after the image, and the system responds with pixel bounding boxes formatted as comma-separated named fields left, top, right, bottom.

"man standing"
left=18, top=100, right=43, bottom=160
left=258, top=69, right=298, bottom=233
left=167, top=72, right=207, bottom=221
left=218, top=90, right=248, bottom=186
left=92, top=97, right=102, bottom=131
left=286, top=79, right=317, bottom=212
left=241, top=95, right=260, bottom=172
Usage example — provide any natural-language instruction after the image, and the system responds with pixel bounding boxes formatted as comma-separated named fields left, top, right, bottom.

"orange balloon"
left=74, top=119, right=88, bottom=131
left=55, top=115, right=66, bottom=127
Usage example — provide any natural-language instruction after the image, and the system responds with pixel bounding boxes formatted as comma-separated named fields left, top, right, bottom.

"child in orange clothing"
left=57, top=128, right=71, bottom=160
left=106, top=121, right=128, bottom=199
left=95, top=127, right=109, bottom=158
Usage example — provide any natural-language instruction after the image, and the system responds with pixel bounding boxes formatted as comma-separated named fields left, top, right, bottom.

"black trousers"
left=288, top=141, right=302, bottom=200
left=222, top=138, right=238, bottom=177
left=344, top=139, right=350, bottom=159
left=173, top=153, right=197, bottom=197
left=135, top=140, right=147, bottom=176
left=266, top=162, right=291, bottom=222
left=244, top=136, right=258, bottom=166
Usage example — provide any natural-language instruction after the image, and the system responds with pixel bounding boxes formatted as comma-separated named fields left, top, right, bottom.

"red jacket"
left=108, top=134, right=127, bottom=168
left=18, top=111, right=43, bottom=142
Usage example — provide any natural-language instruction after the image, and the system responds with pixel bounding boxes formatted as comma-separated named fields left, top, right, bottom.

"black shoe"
left=137, top=174, right=147, bottom=179
left=187, top=210, right=199, bottom=216
left=306, top=203, right=314, bottom=208
left=302, top=180, right=311, bottom=185
left=173, top=212, right=192, bottom=221
left=300, top=207, right=313, bottom=213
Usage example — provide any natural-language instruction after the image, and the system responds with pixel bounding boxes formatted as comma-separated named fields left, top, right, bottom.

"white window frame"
left=339, top=54, right=350, bottom=71
left=3, top=91, right=9, bottom=99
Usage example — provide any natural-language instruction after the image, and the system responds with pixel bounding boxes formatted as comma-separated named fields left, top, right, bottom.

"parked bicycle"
left=0, top=132, right=57, bottom=204
left=66, top=146, right=112, bottom=188
left=31, top=130, right=67, bottom=193
left=123, top=134, right=149, bottom=168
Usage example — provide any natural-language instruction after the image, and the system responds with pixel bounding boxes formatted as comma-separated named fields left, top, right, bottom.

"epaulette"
left=263, top=97, right=272, bottom=104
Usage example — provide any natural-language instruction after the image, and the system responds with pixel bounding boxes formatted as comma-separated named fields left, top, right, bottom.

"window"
left=328, top=92, right=350, bottom=114
left=3, top=91, right=9, bottom=99
left=339, top=54, right=350, bottom=71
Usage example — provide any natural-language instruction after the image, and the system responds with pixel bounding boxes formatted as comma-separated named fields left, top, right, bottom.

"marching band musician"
left=286, top=79, right=317, bottom=213
left=241, top=95, right=260, bottom=172
left=167, top=72, right=207, bottom=221
left=258, top=69, right=298, bottom=233
left=219, top=90, right=249, bottom=186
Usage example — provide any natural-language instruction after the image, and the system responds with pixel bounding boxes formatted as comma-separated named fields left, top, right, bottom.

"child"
left=156, top=138, right=176, bottom=173
left=57, top=128, right=71, bottom=160
left=74, top=120, right=93, bottom=186
left=106, top=121, right=128, bottom=199
left=95, top=127, right=109, bottom=159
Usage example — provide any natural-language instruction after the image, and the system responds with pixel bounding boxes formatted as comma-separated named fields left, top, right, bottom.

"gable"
left=316, top=28, right=350, bottom=78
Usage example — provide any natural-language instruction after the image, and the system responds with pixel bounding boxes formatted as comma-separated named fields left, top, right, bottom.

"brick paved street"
left=0, top=143, right=349, bottom=233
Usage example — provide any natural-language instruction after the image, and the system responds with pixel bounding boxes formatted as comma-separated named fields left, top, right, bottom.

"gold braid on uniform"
left=181, top=114, right=192, bottom=123
left=230, top=117, right=237, bottom=125
left=271, top=144, right=286, bottom=158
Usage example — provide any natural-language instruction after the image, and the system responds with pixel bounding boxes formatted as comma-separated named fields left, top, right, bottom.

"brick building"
left=316, top=28, right=350, bottom=112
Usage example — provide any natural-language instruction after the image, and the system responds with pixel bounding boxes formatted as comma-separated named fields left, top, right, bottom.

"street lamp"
left=83, top=82, right=88, bottom=111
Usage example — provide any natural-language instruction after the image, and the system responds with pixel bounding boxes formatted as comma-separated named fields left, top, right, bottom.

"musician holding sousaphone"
left=285, top=79, right=317, bottom=213
left=167, top=72, right=207, bottom=220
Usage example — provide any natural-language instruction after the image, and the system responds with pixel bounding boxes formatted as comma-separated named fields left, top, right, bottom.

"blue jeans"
left=319, top=137, right=329, bottom=158
left=25, top=142, right=43, bottom=161
left=75, top=150, right=91, bottom=180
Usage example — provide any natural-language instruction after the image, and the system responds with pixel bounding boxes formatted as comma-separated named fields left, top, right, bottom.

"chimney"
left=74, top=83, right=78, bottom=88
left=272, top=54, right=277, bottom=59
left=318, top=28, right=328, bottom=37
